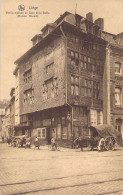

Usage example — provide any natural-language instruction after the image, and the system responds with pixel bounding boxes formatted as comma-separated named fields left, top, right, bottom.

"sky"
left=0, top=0, right=123, bottom=100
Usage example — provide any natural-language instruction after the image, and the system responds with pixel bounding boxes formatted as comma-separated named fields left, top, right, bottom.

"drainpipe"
left=60, top=26, right=74, bottom=146
left=107, top=46, right=111, bottom=125
left=60, top=26, right=67, bottom=104
left=103, top=45, right=110, bottom=124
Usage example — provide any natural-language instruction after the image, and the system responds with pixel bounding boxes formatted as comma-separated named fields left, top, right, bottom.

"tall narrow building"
left=14, top=12, right=107, bottom=146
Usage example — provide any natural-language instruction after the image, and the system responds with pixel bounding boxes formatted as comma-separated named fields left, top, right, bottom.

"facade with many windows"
left=14, top=11, right=107, bottom=146
left=102, top=31, right=123, bottom=141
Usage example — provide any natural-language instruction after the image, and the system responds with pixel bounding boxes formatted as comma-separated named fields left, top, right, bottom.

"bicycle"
left=48, top=143, right=60, bottom=151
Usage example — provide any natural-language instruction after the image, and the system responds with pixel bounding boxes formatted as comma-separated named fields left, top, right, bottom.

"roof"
left=13, top=65, right=19, bottom=75
left=14, top=12, right=107, bottom=65
left=14, top=24, right=61, bottom=64
left=41, top=23, right=57, bottom=32
left=54, top=11, right=71, bottom=24
left=31, top=34, right=43, bottom=41
left=102, top=31, right=123, bottom=48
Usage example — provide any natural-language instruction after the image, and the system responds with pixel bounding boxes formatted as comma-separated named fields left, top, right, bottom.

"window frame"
left=114, top=87, right=122, bottom=107
left=114, top=62, right=122, bottom=75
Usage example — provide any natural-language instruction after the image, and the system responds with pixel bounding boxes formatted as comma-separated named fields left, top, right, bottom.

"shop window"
left=62, top=126, right=67, bottom=139
left=57, top=124, right=61, bottom=139
left=41, top=128, right=46, bottom=138
left=37, top=128, right=41, bottom=137
left=116, top=125, right=121, bottom=132
left=116, top=119, right=122, bottom=133
left=115, top=62, right=122, bottom=75
left=115, top=88, right=122, bottom=106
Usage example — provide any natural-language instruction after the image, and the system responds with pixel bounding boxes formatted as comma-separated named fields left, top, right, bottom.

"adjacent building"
left=14, top=12, right=107, bottom=146
left=2, top=104, right=11, bottom=140
left=10, top=88, right=15, bottom=135
left=0, top=101, right=8, bottom=139
left=102, top=31, right=123, bottom=140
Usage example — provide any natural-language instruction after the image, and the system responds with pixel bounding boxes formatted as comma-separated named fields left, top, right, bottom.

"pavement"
left=0, top=143, right=123, bottom=195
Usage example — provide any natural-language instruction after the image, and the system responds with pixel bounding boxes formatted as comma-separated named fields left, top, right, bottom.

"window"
left=80, top=55, right=95, bottom=72
left=97, top=111, right=103, bottom=125
left=83, top=41, right=89, bottom=50
left=71, top=75, right=79, bottom=95
left=41, top=128, right=46, bottom=138
left=37, top=128, right=46, bottom=138
left=115, top=119, right=122, bottom=133
left=43, top=78, right=58, bottom=100
left=24, top=88, right=34, bottom=104
left=93, top=81, right=99, bottom=99
left=90, top=109, right=97, bottom=125
left=81, top=79, right=92, bottom=97
left=70, top=50, right=79, bottom=66
left=115, top=88, right=122, bottom=106
left=23, top=68, right=32, bottom=83
left=46, top=62, right=54, bottom=74
left=37, top=128, right=41, bottom=137
left=81, top=80, right=99, bottom=99
left=115, top=62, right=122, bottom=75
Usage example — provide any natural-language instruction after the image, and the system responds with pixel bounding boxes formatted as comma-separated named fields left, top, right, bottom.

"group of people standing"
left=34, top=137, right=57, bottom=150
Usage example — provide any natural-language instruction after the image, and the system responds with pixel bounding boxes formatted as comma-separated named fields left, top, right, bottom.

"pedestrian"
left=78, top=136, right=83, bottom=151
left=34, top=137, right=40, bottom=149
left=98, top=137, right=105, bottom=152
left=7, top=136, right=11, bottom=146
left=25, top=137, right=31, bottom=148
left=51, top=137, right=57, bottom=150
left=2, top=136, right=4, bottom=143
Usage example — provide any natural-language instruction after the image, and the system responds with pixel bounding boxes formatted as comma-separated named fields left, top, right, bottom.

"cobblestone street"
left=0, top=144, right=123, bottom=195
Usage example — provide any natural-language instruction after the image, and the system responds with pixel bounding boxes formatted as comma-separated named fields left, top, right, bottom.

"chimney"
left=86, top=12, right=93, bottom=23
left=94, top=18, right=104, bottom=30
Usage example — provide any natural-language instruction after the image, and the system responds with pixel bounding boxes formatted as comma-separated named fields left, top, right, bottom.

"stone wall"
left=19, top=36, right=66, bottom=115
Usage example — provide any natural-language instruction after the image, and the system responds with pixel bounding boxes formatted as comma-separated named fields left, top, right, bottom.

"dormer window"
left=115, top=62, right=122, bottom=75
left=31, top=34, right=42, bottom=46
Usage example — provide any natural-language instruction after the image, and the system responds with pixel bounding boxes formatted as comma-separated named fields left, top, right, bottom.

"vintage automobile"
left=73, top=124, right=122, bottom=151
